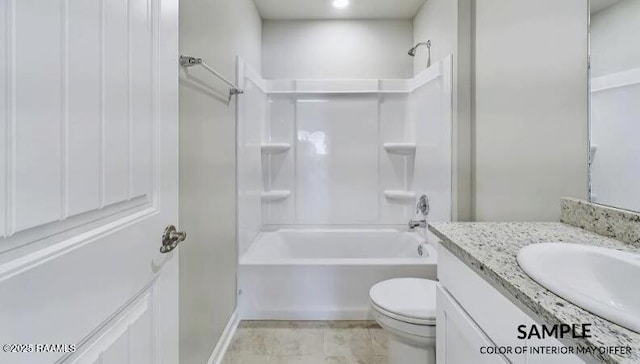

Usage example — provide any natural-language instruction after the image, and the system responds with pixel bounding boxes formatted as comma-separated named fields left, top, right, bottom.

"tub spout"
left=408, top=219, right=427, bottom=230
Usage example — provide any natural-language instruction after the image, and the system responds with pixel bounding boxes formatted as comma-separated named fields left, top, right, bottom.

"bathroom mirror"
left=588, top=0, right=640, bottom=212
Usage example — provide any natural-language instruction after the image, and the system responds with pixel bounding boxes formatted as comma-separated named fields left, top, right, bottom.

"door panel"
left=13, top=0, right=63, bottom=233
left=68, top=288, right=157, bottom=364
left=0, top=0, right=179, bottom=363
left=436, top=285, right=509, bottom=364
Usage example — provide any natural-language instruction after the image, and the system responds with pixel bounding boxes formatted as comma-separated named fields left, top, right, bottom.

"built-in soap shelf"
left=383, top=190, right=416, bottom=201
left=383, top=142, right=416, bottom=155
left=261, top=190, right=291, bottom=202
left=261, top=143, right=291, bottom=154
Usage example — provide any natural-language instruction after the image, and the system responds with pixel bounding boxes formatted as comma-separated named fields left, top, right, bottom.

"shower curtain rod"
left=179, top=55, right=244, bottom=100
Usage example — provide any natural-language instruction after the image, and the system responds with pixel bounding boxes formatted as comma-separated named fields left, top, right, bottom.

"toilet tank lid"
left=369, top=278, right=437, bottom=321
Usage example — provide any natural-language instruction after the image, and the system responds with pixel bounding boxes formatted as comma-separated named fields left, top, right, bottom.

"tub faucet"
left=408, top=219, right=427, bottom=229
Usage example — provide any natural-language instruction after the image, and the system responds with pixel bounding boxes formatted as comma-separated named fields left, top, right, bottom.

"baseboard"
left=206, top=309, right=240, bottom=364
left=240, top=308, right=375, bottom=321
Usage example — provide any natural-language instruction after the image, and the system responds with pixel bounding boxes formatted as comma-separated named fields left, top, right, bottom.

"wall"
left=473, top=0, right=589, bottom=221
left=591, top=0, right=640, bottom=77
left=178, top=0, right=261, bottom=363
left=262, top=20, right=413, bottom=79
left=412, top=0, right=456, bottom=75
left=413, top=0, right=473, bottom=221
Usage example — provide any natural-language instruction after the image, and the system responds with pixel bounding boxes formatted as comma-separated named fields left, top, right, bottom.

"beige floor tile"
left=270, top=355, right=326, bottom=364
left=226, top=321, right=386, bottom=364
left=324, top=355, right=387, bottom=364
left=267, top=327, right=324, bottom=356
left=221, top=352, right=273, bottom=364
left=323, top=328, right=372, bottom=358
left=228, top=328, right=271, bottom=355
left=368, top=327, right=387, bottom=356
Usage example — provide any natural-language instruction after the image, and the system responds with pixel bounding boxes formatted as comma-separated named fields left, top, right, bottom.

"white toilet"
left=369, top=278, right=437, bottom=364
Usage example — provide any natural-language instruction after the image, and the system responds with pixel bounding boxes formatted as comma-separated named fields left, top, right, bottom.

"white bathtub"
left=238, top=229, right=438, bottom=320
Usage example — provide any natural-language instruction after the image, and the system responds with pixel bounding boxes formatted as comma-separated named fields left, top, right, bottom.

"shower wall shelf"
left=383, top=143, right=417, bottom=155
left=383, top=190, right=416, bottom=200
left=261, top=190, right=291, bottom=202
left=262, top=143, right=291, bottom=154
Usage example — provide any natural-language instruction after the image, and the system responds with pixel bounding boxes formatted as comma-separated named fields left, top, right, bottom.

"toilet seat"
left=369, top=278, right=437, bottom=326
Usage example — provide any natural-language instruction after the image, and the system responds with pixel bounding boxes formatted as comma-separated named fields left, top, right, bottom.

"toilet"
left=369, top=278, right=437, bottom=364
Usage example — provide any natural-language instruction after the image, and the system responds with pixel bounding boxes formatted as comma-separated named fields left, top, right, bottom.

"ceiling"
left=590, top=0, right=622, bottom=13
left=253, top=0, right=429, bottom=20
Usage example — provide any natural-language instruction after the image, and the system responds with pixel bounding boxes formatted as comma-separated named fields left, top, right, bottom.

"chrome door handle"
left=160, top=225, right=187, bottom=254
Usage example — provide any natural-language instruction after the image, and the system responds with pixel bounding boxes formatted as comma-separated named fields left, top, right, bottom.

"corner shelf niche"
left=261, top=143, right=291, bottom=155
left=383, top=142, right=416, bottom=155
left=261, top=190, right=291, bottom=202
left=383, top=190, right=416, bottom=201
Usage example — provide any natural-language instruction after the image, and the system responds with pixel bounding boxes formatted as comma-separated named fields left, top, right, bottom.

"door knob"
left=160, top=225, right=187, bottom=253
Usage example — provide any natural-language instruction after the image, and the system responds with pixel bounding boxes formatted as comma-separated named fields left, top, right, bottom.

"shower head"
left=408, top=40, right=432, bottom=67
left=408, top=41, right=431, bottom=57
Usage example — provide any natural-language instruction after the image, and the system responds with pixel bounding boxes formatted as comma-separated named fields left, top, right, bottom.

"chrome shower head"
left=407, top=40, right=432, bottom=66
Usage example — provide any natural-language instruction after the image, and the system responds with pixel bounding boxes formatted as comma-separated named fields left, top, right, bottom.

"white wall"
left=178, top=0, right=261, bottom=363
left=412, top=0, right=456, bottom=75
left=473, top=0, right=589, bottom=221
left=591, top=0, right=640, bottom=77
left=262, top=20, right=413, bottom=79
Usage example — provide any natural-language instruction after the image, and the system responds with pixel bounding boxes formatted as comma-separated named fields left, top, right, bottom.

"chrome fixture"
left=409, top=194, right=430, bottom=230
left=160, top=225, right=187, bottom=254
left=409, top=219, right=427, bottom=230
left=408, top=40, right=432, bottom=68
left=179, top=55, right=244, bottom=102
left=416, top=194, right=430, bottom=216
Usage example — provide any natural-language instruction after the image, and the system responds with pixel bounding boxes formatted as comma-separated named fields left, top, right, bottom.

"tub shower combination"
left=239, top=229, right=437, bottom=320
left=236, top=55, right=453, bottom=320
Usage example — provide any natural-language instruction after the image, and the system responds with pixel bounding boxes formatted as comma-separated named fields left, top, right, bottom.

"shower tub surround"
left=238, top=229, right=437, bottom=320
left=236, top=55, right=454, bottom=255
left=235, top=56, right=453, bottom=320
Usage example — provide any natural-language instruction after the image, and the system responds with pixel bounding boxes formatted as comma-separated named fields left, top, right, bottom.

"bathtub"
left=238, top=229, right=438, bottom=320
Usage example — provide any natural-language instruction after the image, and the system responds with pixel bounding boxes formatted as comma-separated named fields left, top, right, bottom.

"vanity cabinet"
left=437, top=285, right=509, bottom=364
left=436, top=245, right=584, bottom=364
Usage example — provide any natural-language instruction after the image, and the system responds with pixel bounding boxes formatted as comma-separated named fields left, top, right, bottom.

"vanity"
left=428, top=198, right=640, bottom=364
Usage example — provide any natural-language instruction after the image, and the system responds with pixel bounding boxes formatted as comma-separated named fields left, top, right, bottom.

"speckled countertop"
left=428, top=222, right=640, bottom=364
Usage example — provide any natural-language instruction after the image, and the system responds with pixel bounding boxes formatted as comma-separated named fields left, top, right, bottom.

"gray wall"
left=413, top=0, right=473, bottom=222
left=591, top=0, right=640, bottom=77
left=412, top=0, right=456, bottom=75
left=178, top=0, right=261, bottom=363
left=262, top=20, right=413, bottom=79
left=473, top=0, right=589, bottom=221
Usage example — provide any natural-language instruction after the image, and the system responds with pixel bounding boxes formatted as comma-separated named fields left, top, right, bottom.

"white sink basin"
left=517, top=242, right=640, bottom=333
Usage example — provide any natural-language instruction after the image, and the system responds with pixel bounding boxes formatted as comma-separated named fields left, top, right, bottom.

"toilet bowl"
left=369, top=278, right=437, bottom=364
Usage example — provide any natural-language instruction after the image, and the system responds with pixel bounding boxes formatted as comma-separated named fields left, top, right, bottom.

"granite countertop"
left=428, top=222, right=640, bottom=364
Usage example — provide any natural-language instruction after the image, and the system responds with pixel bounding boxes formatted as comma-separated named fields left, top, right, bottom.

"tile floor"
left=221, top=321, right=387, bottom=364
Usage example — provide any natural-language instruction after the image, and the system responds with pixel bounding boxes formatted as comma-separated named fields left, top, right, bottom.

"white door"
left=0, top=0, right=179, bottom=363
